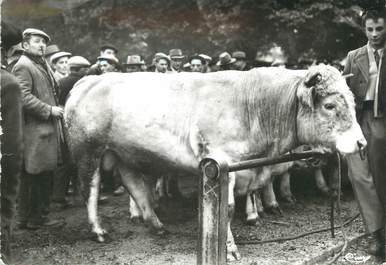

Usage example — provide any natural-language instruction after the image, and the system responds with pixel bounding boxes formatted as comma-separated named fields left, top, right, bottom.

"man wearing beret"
left=1, top=21, right=23, bottom=263
left=12, top=28, right=64, bottom=229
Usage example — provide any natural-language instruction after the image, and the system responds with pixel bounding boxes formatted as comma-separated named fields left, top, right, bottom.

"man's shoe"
left=41, top=218, right=64, bottom=227
left=52, top=199, right=73, bottom=210
left=25, top=222, right=42, bottom=230
left=98, top=195, right=109, bottom=203
left=367, top=229, right=385, bottom=257
left=113, top=186, right=125, bottom=196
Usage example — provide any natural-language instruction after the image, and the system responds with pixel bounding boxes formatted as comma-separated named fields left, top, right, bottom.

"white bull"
left=64, top=65, right=365, bottom=261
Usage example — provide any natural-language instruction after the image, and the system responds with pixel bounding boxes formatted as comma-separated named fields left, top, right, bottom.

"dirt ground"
left=9, top=175, right=381, bottom=265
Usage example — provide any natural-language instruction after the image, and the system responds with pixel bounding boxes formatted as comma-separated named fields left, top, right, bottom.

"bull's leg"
left=155, top=176, right=165, bottom=199
left=255, top=191, right=265, bottom=218
left=77, top=153, right=107, bottom=242
left=262, top=179, right=282, bottom=215
left=314, top=168, right=330, bottom=195
left=227, top=172, right=241, bottom=261
left=227, top=222, right=241, bottom=261
left=87, top=166, right=107, bottom=242
left=118, top=165, right=165, bottom=234
left=129, top=195, right=142, bottom=223
left=245, top=192, right=261, bottom=225
left=279, top=172, right=296, bottom=204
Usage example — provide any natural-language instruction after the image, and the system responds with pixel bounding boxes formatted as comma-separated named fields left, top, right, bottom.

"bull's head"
left=296, top=64, right=366, bottom=155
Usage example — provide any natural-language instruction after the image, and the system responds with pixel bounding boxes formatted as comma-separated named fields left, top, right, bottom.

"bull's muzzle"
left=357, top=139, right=367, bottom=160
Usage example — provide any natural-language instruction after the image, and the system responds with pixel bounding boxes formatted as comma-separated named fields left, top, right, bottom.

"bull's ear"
left=304, top=73, right=322, bottom=87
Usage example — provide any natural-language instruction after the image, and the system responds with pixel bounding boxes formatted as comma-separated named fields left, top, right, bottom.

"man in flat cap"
left=45, top=44, right=60, bottom=70
left=97, top=54, right=120, bottom=74
left=0, top=21, right=23, bottom=263
left=169, top=48, right=185, bottom=73
left=189, top=54, right=205, bottom=73
left=50, top=51, right=72, bottom=81
left=12, top=28, right=64, bottom=230
left=154, top=53, right=171, bottom=73
left=232, top=51, right=249, bottom=71
left=87, top=44, right=119, bottom=75
left=199, top=53, right=212, bottom=73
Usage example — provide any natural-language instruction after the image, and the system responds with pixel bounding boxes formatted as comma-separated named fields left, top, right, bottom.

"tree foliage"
left=2, top=0, right=385, bottom=64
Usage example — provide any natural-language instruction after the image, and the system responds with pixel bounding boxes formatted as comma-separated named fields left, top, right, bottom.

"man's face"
left=233, top=59, right=247, bottom=71
left=99, top=60, right=116, bottom=74
left=365, top=18, right=386, bottom=49
left=23, top=35, right=47, bottom=56
left=125, top=65, right=142, bottom=73
left=100, top=48, right=116, bottom=57
left=155, top=58, right=168, bottom=73
left=171, top=57, right=183, bottom=70
left=54, top=56, right=69, bottom=74
left=190, top=59, right=203, bottom=72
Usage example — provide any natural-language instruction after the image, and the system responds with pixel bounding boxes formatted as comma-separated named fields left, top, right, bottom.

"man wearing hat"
left=232, top=51, right=249, bottom=71
left=189, top=54, right=205, bottom=73
left=12, top=28, right=64, bottom=230
left=97, top=54, right=120, bottom=74
left=100, top=43, right=118, bottom=57
left=50, top=56, right=91, bottom=208
left=216, top=52, right=236, bottom=71
left=154, top=52, right=171, bottom=73
left=169, top=48, right=185, bottom=73
left=199, top=53, right=212, bottom=73
left=1, top=21, right=23, bottom=263
left=123, top=55, right=145, bottom=73
left=50, top=51, right=72, bottom=81
left=87, top=44, right=119, bottom=75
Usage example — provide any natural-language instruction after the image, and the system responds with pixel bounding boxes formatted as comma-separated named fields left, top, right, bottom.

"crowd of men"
left=1, top=7, right=386, bottom=263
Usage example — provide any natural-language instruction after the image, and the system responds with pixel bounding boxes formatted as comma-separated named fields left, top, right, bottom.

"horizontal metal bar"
left=228, top=150, right=327, bottom=172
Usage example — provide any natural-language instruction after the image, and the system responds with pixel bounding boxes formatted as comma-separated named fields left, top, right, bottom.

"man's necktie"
left=374, top=50, right=380, bottom=67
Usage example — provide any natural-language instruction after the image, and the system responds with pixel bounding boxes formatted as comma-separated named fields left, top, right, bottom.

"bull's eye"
left=324, top=103, right=336, bottom=110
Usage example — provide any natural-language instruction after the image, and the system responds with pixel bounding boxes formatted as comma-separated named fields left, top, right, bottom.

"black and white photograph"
left=1, top=0, right=386, bottom=264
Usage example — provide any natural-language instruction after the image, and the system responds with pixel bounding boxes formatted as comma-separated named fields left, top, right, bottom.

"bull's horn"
left=342, top=73, right=354, bottom=79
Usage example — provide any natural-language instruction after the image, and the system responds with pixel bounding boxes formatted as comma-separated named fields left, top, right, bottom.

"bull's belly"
left=107, top=135, right=200, bottom=177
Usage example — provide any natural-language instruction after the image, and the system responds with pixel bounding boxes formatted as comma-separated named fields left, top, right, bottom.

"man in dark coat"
left=342, top=9, right=386, bottom=257
left=51, top=56, right=91, bottom=208
left=0, top=21, right=23, bottom=263
left=12, top=28, right=64, bottom=229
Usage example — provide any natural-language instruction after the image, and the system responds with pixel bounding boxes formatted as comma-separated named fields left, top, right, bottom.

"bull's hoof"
left=246, top=217, right=263, bottom=226
left=152, top=227, right=169, bottom=237
left=319, top=187, right=330, bottom=196
left=92, top=231, right=110, bottom=243
left=266, top=206, right=283, bottom=216
left=226, top=249, right=241, bottom=261
left=130, top=216, right=142, bottom=224
left=258, top=211, right=267, bottom=219
left=282, top=195, right=297, bottom=205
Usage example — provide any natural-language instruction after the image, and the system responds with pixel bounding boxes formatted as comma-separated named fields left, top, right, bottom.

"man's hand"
left=51, top=106, right=64, bottom=118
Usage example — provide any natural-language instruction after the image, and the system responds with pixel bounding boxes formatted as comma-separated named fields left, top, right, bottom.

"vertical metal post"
left=198, top=157, right=229, bottom=265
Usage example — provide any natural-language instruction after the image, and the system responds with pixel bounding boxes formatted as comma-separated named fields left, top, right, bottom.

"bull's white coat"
left=65, top=65, right=365, bottom=260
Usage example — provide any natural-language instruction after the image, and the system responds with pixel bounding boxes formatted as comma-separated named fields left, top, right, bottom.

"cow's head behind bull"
left=296, top=64, right=366, bottom=154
